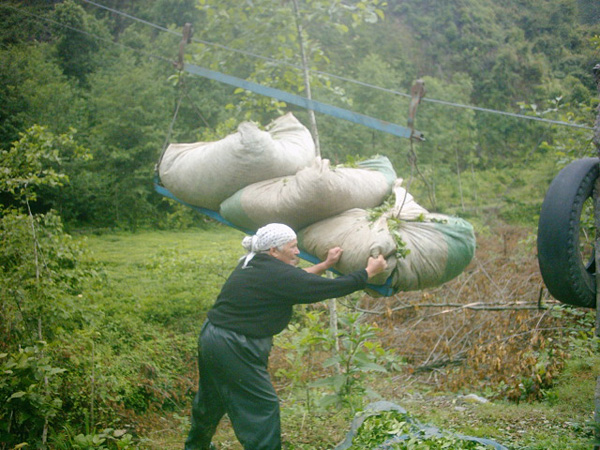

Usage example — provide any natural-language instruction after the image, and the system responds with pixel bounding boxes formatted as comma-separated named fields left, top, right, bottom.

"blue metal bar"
left=184, top=64, right=422, bottom=140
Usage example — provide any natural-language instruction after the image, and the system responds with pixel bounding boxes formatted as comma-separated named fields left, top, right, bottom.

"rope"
left=2, top=3, right=173, bottom=64
left=81, top=0, right=177, bottom=36
left=156, top=88, right=183, bottom=173
left=7, top=2, right=593, bottom=130
left=5, top=3, right=419, bottom=139
left=153, top=180, right=396, bottom=296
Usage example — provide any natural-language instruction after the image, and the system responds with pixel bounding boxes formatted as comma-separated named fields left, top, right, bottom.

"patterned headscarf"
left=241, top=223, right=297, bottom=268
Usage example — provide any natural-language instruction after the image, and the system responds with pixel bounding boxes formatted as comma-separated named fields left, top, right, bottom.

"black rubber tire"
left=537, top=157, right=599, bottom=308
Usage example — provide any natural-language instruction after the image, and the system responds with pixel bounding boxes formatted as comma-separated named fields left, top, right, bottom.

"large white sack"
left=387, top=178, right=429, bottom=220
left=157, top=113, right=316, bottom=211
left=219, top=155, right=397, bottom=231
left=297, top=180, right=476, bottom=294
left=297, top=209, right=398, bottom=286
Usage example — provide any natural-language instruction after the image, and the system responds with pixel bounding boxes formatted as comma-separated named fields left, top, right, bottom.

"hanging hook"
left=408, top=79, right=425, bottom=142
left=175, top=23, right=193, bottom=71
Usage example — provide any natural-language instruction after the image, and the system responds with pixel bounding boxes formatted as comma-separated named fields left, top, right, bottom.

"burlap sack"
left=389, top=213, right=475, bottom=291
left=297, top=209, right=398, bottom=286
left=297, top=180, right=476, bottom=294
left=219, top=156, right=396, bottom=231
left=157, top=113, right=316, bottom=210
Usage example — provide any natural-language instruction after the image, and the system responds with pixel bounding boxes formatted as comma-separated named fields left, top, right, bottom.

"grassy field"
left=77, top=224, right=599, bottom=450
left=78, top=226, right=245, bottom=448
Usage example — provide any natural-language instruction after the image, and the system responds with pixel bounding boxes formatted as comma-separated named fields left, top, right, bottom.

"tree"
left=189, top=0, right=386, bottom=126
left=579, top=0, right=600, bottom=24
left=0, top=125, right=89, bottom=207
left=0, top=44, right=83, bottom=151
left=52, top=0, right=109, bottom=84
left=83, top=49, right=173, bottom=230
left=0, top=126, right=91, bottom=446
left=0, top=0, right=57, bottom=46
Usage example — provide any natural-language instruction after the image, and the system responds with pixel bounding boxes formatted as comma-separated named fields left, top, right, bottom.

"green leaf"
left=335, top=23, right=349, bottom=33
left=318, top=394, right=340, bottom=409
left=323, top=355, right=342, bottom=367
left=356, top=360, right=387, bottom=372
left=8, top=391, right=27, bottom=401
left=309, top=375, right=337, bottom=388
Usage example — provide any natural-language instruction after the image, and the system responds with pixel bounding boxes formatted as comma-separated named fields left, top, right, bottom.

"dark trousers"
left=184, top=320, right=281, bottom=450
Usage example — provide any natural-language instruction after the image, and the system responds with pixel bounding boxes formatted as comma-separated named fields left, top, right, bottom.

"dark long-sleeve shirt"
left=207, top=253, right=368, bottom=337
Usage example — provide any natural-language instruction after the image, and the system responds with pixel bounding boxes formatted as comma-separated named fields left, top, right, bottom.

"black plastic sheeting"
left=335, top=401, right=509, bottom=450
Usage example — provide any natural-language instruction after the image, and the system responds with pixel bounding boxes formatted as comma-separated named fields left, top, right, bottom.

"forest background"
left=2, top=0, right=600, bottom=449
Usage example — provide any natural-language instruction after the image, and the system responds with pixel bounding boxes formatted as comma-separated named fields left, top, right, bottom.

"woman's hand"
left=304, top=246, right=343, bottom=275
left=366, top=254, right=388, bottom=279
left=324, top=247, right=343, bottom=267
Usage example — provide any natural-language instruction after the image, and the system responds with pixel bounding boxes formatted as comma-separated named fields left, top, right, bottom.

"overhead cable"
left=81, top=0, right=178, bottom=36
left=78, top=0, right=595, bottom=131
left=7, top=1, right=595, bottom=131
left=184, top=63, right=421, bottom=139
left=4, top=3, right=421, bottom=140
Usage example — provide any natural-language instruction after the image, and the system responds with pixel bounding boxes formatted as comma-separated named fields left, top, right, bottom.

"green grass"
left=64, top=226, right=249, bottom=443
left=80, top=227, right=243, bottom=330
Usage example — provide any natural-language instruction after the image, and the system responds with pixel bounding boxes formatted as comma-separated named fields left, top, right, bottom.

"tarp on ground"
left=335, top=401, right=508, bottom=450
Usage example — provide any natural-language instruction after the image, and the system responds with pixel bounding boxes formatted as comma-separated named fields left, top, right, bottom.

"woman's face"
left=270, top=239, right=300, bottom=266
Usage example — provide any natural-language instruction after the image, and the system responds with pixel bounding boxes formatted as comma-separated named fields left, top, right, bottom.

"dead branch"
left=349, top=299, right=560, bottom=316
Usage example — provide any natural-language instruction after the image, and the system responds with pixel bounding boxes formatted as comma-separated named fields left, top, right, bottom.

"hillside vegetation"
left=1, top=0, right=600, bottom=449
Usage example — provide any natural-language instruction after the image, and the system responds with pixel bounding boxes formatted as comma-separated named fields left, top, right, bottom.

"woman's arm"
left=304, top=247, right=343, bottom=275
left=304, top=248, right=388, bottom=279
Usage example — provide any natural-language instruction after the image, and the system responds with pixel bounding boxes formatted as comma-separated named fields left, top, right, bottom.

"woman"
left=185, top=223, right=387, bottom=450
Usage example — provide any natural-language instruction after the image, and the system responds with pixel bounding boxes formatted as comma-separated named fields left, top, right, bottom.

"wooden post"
left=290, top=0, right=321, bottom=157
left=593, top=62, right=600, bottom=450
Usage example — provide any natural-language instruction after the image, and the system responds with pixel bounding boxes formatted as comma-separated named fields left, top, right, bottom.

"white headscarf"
left=241, top=223, right=297, bottom=268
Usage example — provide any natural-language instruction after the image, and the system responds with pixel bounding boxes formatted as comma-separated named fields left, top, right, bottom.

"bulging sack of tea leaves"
left=157, top=113, right=316, bottom=211
left=297, top=180, right=476, bottom=294
left=298, top=208, right=398, bottom=286
left=219, top=155, right=397, bottom=231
